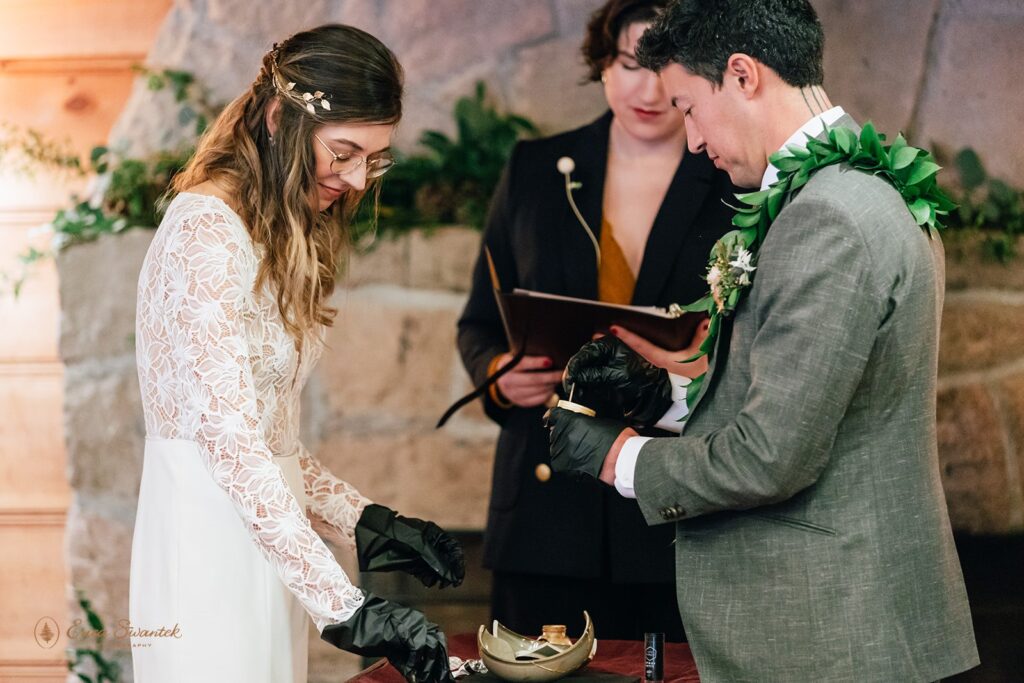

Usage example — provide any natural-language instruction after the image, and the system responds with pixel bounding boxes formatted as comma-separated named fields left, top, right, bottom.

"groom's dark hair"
left=636, top=0, right=825, bottom=87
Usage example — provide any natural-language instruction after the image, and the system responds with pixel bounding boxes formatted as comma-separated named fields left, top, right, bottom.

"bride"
left=130, top=24, right=462, bottom=682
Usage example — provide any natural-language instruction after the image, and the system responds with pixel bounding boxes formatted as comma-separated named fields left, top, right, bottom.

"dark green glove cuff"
left=355, top=504, right=465, bottom=588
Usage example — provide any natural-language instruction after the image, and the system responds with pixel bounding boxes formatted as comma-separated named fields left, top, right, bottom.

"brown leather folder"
left=494, top=288, right=704, bottom=368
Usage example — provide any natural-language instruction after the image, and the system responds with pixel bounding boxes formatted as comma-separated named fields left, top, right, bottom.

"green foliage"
left=66, top=590, right=122, bottom=683
left=0, top=123, right=85, bottom=178
left=941, top=147, right=1024, bottom=262
left=352, top=81, right=538, bottom=245
left=133, top=65, right=214, bottom=137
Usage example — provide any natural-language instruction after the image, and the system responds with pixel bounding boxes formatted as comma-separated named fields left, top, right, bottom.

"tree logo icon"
left=34, top=617, right=59, bottom=649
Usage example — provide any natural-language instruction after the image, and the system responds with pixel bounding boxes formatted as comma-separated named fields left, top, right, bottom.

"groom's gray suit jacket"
left=634, top=117, right=979, bottom=682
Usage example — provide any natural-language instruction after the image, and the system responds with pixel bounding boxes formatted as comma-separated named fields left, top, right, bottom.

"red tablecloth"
left=348, top=633, right=700, bottom=682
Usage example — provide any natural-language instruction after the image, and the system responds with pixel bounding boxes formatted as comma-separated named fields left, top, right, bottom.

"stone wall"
left=938, top=233, right=1024, bottom=533
left=111, top=0, right=1024, bottom=187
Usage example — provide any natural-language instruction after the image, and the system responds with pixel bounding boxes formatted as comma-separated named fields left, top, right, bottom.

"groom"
left=545, top=1, right=979, bottom=681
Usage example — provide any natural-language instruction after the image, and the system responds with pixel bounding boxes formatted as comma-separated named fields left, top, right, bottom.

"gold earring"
left=601, top=73, right=607, bottom=84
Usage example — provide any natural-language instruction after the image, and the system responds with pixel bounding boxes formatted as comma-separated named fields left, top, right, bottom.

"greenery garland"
left=676, top=122, right=957, bottom=409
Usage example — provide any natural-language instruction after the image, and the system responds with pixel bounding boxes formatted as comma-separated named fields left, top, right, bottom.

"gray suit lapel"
left=682, top=113, right=862, bottom=431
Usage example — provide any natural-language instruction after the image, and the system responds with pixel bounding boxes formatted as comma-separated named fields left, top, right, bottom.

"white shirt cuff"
left=614, top=436, right=653, bottom=498
left=653, top=373, right=690, bottom=434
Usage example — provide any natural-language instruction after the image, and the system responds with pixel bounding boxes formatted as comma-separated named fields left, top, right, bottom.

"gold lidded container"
left=540, top=625, right=572, bottom=648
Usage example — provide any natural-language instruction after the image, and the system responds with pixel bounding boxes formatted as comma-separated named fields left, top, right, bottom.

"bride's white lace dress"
left=130, top=192, right=369, bottom=682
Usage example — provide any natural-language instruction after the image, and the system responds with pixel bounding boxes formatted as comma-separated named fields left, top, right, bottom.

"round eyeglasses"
left=314, top=134, right=395, bottom=179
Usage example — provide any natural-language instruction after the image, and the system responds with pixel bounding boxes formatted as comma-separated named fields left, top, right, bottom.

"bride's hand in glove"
left=355, top=504, right=466, bottom=588
left=320, top=590, right=455, bottom=682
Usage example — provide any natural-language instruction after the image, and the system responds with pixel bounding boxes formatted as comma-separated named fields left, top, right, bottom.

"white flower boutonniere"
left=708, top=241, right=757, bottom=313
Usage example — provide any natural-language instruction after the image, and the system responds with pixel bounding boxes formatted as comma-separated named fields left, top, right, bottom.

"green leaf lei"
left=675, top=123, right=957, bottom=410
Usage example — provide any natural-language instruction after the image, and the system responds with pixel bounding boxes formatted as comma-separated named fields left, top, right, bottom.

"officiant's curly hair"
left=580, top=0, right=669, bottom=83
left=636, top=0, right=824, bottom=87
left=172, top=24, right=403, bottom=340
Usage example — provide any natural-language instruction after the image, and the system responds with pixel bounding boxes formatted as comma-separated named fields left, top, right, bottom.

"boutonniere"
left=557, top=156, right=601, bottom=269
left=708, top=239, right=757, bottom=313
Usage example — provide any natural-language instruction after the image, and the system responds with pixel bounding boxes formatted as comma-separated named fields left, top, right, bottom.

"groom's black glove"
left=355, top=504, right=465, bottom=589
left=565, top=336, right=673, bottom=427
left=321, top=590, right=454, bottom=682
left=545, top=406, right=626, bottom=480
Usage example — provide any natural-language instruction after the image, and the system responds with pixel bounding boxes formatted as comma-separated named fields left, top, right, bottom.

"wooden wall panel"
left=0, top=369, right=67, bottom=510
left=0, top=0, right=171, bottom=59
left=0, top=218, right=61, bottom=361
left=0, top=2, right=171, bottom=680
left=0, top=67, right=136, bottom=209
left=0, top=524, right=70, bottom=675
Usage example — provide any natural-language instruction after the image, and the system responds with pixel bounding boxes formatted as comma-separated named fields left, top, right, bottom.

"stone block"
left=383, top=0, right=555, bottom=83
left=554, top=0, right=605, bottom=36
left=510, top=37, right=608, bottom=135
left=914, top=1, right=1024, bottom=186
left=320, top=285, right=467, bottom=423
left=936, top=383, right=1015, bottom=533
left=394, top=58, right=505, bottom=153
left=407, top=226, right=480, bottom=294
left=813, top=0, right=938, bottom=135
left=998, top=372, right=1024, bottom=529
left=942, top=232, right=1024, bottom=292
left=938, top=296, right=1024, bottom=375
left=308, top=627, right=362, bottom=683
left=341, top=232, right=410, bottom=289
left=57, top=230, right=153, bottom=366
left=65, top=501, right=134, bottom=650
left=109, top=7, right=261, bottom=157
left=63, top=357, right=145, bottom=502
left=314, top=429, right=494, bottom=530
left=334, top=0, right=385, bottom=38
left=207, top=0, right=338, bottom=43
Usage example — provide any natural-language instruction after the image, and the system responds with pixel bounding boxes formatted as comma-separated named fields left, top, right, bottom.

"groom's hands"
left=565, top=335, right=674, bottom=427
left=355, top=505, right=465, bottom=589
left=544, top=407, right=636, bottom=485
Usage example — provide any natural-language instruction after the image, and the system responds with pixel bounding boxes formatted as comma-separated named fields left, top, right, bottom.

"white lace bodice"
left=135, top=192, right=370, bottom=631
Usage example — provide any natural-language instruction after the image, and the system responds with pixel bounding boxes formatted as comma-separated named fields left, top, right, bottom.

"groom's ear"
left=724, top=53, right=761, bottom=99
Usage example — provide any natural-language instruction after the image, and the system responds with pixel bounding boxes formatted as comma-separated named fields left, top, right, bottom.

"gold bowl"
left=477, top=611, right=597, bottom=681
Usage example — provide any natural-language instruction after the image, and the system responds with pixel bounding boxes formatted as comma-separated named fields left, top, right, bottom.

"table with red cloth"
left=348, top=633, right=700, bottom=682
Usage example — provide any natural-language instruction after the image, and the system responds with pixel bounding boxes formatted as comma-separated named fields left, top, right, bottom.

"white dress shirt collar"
left=760, top=106, right=846, bottom=190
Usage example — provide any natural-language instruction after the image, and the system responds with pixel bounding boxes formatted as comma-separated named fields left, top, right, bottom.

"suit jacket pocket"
left=753, top=512, right=837, bottom=536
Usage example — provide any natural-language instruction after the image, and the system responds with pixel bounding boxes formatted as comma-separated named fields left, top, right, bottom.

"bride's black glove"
left=565, top=336, right=674, bottom=427
left=320, top=590, right=454, bottom=682
left=355, top=504, right=465, bottom=589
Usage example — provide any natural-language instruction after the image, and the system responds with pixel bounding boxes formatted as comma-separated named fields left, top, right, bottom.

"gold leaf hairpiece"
left=270, top=46, right=332, bottom=115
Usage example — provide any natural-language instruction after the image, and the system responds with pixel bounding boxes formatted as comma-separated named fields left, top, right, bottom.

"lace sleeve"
left=166, top=209, right=364, bottom=632
left=299, top=442, right=373, bottom=552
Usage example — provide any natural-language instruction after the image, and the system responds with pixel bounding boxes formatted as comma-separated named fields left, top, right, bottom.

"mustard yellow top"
left=597, top=217, right=636, bottom=305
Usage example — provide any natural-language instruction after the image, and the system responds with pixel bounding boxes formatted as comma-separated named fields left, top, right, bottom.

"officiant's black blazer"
left=457, top=111, right=738, bottom=581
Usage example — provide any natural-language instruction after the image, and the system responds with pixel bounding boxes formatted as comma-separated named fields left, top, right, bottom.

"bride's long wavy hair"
left=172, top=24, right=403, bottom=340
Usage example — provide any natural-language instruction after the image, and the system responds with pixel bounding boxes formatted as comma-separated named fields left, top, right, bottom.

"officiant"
left=456, top=0, right=737, bottom=640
